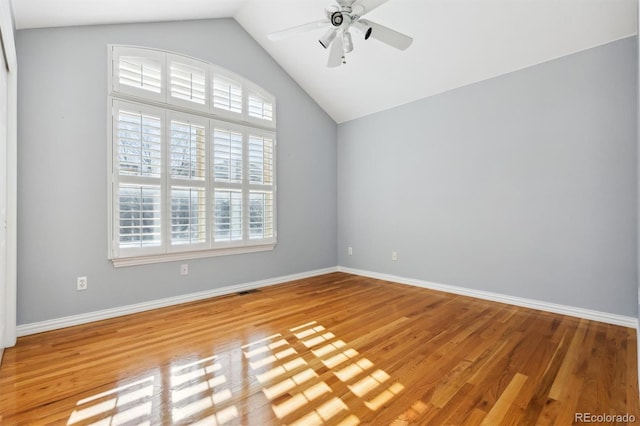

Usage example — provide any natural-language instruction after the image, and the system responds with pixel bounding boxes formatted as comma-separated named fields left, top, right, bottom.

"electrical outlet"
left=348, top=247, right=353, bottom=255
left=181, top=264, right=189, bottom=276
left=77, top=276, right=88, bottom=291
left=392, top=251, right=398, bottom=261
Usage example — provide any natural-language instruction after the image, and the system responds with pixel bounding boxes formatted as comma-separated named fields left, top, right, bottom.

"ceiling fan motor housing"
left=330, top=11, right=344, bottom=27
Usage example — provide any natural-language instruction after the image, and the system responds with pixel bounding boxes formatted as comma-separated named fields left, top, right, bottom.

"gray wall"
left=16, top=19, right=337, bottom=324
left=338, top=37, right=638, bottom=316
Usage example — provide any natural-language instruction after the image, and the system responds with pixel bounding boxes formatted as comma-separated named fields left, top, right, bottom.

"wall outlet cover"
left=77, top=276, right=88, bottom=291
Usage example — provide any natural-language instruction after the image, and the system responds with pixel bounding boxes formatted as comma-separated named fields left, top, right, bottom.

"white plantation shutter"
left=109, top=46, right=277, bottom=265
left=170, top=119, right=206, bottom=181
left=248, top=92, right=274, bottom=122
left=110, top=46, right=276, bottom=129
left=119, top=56, right=162, bottom=93
left=116, top=109, right=162, bottom=178
left=214, top=190, right=243, bottom=242
left=247, top=131, right=275, bottom=241
left=112, top=101, right=165, bottom=257
left=118, top=184, right=162, bottom=248
left=169, top=114, right=208, bottom=250
left=213, top=74, right=242, bottom=116
left=171, top=187, right=207, bottom=246
left=212, top=122, right=244, bottom=243
left=248, top=135, right=273, bottom=184
left=213, top=126, right=243, bottom=184
left=249, top=191, right=273, bottom=239
left=169, top=58, right=207, bottom=109
left=112, top=47, right=165, bottom=102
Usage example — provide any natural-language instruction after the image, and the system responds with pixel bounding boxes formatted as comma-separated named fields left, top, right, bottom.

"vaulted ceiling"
left=11, top=0, right=638, bottom=123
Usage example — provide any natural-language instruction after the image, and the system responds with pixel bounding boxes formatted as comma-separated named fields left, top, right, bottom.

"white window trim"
left=108, top=45, right=277, bottom=267
left=112, top=244, right=274, bottom=268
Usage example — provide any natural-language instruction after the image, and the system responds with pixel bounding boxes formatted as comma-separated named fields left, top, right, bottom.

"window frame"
left=108, top=45, right=277, bottom=267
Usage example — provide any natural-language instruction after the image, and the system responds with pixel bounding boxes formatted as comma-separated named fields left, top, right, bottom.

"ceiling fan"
left=267, top=0, right=413, bottom=67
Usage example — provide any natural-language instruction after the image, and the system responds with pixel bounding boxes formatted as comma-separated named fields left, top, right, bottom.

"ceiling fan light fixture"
left=342, top=31, right=354, bottom=53
left=352, top=21, right=372, bottom=40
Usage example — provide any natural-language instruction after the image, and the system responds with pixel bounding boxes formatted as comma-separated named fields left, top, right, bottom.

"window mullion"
left=206, top=120, right=213, bottom=249
left=242, top=127, right=250, bottom=245
left=161, top=109, right=170, bottom=254
left=169, top=179, right=207, bottom=188
left=117, top=175, right=162, bottom=186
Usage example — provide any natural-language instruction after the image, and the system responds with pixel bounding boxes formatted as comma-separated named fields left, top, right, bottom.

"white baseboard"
left=15, top=266, right=638, bottom=336
left=16, top=267, right=338, bottom=337
left=338, top=266, right=639, bottom=329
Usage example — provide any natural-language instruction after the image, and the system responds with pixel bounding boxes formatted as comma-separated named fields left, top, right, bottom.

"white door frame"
left=0, top=0, right=17, bottom=352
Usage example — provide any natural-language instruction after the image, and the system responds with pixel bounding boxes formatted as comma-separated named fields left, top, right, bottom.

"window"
left=108, top=45, right=276, bottom=266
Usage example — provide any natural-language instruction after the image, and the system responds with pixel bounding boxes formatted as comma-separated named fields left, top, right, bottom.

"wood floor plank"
left=0, top=272, right=637, bottom=425
left=480, top=372, right=528, bottom=425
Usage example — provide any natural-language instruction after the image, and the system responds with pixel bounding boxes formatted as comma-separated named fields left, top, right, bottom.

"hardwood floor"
left=0, top=272, right=638, bottom=425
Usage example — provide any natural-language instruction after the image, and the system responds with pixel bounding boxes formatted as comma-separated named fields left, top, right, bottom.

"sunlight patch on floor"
left=262, top=368, right=319, bottom=400
left=288, top=397, right=350, bottom=425
left=335, top=358, right=374, bottom=382
left=67, top=376, right=155, bottom=425
left=271, top=382, right=333, bottom=419
left=67, top=320, right=404, bottom=425
left=241, top=320, right=406, bottom=424
left=170, top=355, right=236, bottom=423
left=365, top=382, right=405, bottom=410
left=249, top=346, right=298, bottom=369
left=256, top=356, right=309, bottom=383
left=312, top=340, right=347, bottom=358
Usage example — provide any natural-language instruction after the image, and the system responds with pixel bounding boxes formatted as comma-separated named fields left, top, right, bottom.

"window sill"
left=111, top=244, right=275, bottom=268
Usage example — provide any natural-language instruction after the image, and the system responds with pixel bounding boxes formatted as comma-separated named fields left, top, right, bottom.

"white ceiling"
left=11, top=0, right=638, bottom=123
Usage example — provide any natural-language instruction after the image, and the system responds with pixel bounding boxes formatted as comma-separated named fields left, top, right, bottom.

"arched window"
left=108, top=46, right=276, bottom=266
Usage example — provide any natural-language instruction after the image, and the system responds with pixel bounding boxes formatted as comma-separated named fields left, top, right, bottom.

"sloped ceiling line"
left=11, top=0, right=638, bottom=123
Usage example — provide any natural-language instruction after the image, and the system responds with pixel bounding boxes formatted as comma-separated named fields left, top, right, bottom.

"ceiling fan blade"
left=351, top=0, right=391, bottom=16
left=319, top=28, right=339, bottom=49
left=327, top=35, right=344, bottom=68
left=267, top=20, right=330, bottom=41
left=336, top=0, right=358, bottom=7
left=359, top=19, right=413, bottom=50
